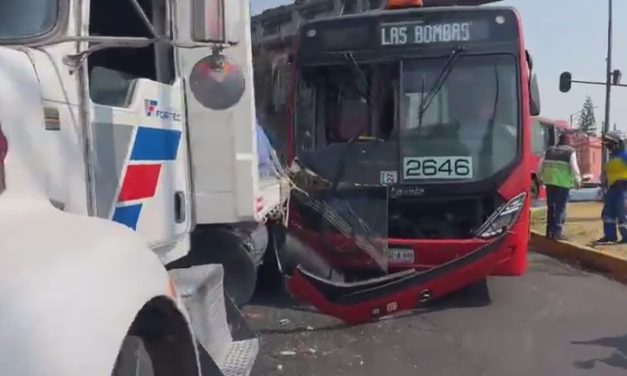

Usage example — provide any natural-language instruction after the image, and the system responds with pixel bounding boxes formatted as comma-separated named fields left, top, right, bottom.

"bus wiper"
left=330, top=52, right=370, bottom=192
left=344, top=52, right=371, bottom=97
left=418, top=46, right=466, bottom=123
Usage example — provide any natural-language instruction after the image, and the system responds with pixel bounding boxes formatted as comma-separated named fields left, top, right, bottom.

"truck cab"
left=0, top=0, right=283, bottom=374
left=0, top=0, right=290, bottom=305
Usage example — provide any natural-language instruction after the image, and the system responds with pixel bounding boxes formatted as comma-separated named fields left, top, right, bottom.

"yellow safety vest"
left=604, top=154, right=627, bottom=186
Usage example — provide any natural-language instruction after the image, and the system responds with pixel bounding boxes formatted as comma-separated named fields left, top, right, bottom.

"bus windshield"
left=0, top=0, right=58, bottom=40
left=399, top=54, right=519, bottom=182
left=294, top=63, right=398, bottom=152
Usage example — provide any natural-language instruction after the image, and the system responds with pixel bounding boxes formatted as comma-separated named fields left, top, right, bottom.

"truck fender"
left=0, top=202, right=198, bottom=376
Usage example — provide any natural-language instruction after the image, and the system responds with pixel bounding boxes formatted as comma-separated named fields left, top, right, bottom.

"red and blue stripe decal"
left=111, top=126, right=182, bottom=230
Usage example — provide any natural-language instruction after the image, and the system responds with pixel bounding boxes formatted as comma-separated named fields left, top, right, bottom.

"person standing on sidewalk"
left=595, top=130, right=627, bottom=244
left=538, top=132, right=581, bottom=240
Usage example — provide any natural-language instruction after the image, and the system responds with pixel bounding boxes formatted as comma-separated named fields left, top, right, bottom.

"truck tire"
left=168, top=227, right=258, bottom=307
left=112, top=336, right=154, bottom=376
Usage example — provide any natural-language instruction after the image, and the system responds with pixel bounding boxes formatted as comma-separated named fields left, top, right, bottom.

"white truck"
left=0, top=0, right=289, bottom=374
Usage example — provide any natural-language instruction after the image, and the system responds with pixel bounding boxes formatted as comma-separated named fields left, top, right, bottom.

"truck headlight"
left=474, top=192, right=526, bottom=239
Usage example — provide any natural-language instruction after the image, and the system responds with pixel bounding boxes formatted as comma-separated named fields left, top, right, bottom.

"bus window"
left=531, top=119, right=547, bottom=154
left=327, top=91, right=369, bottom=142
left=294, top=78, right=315, bottom=153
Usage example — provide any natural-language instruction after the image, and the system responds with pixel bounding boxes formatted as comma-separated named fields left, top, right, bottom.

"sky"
left=250, top=0, right=627, bottom=131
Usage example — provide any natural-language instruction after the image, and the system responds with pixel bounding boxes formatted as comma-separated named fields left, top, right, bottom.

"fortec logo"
left=144, top=99, right=181, bottom=122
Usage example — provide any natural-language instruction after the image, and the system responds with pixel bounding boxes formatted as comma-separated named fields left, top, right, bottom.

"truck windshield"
left=399, top=54, right=519, bottom=182
left=0, top=0, right=58, bottom=40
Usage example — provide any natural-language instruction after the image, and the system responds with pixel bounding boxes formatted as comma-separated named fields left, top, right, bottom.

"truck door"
left=175, top=0, right=260, bottom=224
left=85, top=0, right=192, bottom=251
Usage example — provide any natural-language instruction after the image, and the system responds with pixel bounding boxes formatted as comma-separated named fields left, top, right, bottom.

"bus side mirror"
left=559, top=71, right=572, bottom=93
left=191, top=0, right=240, bottom=44
left=529, top=74, right=540, bottom=116
left=547, top=126, right=557, bottom=146
left=525, top=50, right=533, bottom=71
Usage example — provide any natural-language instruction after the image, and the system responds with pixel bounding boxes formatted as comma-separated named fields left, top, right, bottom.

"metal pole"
left=570, top=114, right=574, bottom=128
left=602, top=0, right=613, bottom=165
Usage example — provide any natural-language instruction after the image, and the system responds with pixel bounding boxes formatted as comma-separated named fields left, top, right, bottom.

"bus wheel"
left=257, top=223, right=287, bottom=292
left=531, top=178, right=539, bottom=201
left=458, top=279, right=491, bottom=307
left=112, top=336, right=154, bottom=376
left=258, top=224, right=345, bottom=292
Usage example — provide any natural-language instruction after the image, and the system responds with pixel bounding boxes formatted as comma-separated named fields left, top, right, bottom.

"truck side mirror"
left=559, top=72, right=572, bottom=93
left=191, top=0, right=240, bottom=44
left=529, top=73, right=540, bottom=116
left=189, top=54, right=246, bottom=110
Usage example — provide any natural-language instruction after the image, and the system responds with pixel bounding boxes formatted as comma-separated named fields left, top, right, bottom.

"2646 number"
left=403, top=156, right=472, bottom=179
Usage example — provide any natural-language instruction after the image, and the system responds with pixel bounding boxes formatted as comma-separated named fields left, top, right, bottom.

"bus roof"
left=304, top=5, right=517, bottom=25
left=384, top=0, right=503, bottom=8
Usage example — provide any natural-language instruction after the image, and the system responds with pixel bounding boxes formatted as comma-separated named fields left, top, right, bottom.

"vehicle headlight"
left=474, top=192, right=526, bottom=239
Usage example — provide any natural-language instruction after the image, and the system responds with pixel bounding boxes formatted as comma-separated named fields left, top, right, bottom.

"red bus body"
left=276, top=0, right=539, bottom=324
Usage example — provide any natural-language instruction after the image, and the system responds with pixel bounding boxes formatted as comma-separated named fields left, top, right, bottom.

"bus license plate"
left=388, top=248, right=414, bottom=263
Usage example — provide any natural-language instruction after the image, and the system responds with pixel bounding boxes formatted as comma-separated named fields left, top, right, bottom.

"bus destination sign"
left=380, top=21, right=489, bottom=46
left=298, top=10, right=518, bottom=63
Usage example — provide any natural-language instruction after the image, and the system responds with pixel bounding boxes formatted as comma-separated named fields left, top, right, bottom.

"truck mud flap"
left=285, top=234, right=508, bottom=324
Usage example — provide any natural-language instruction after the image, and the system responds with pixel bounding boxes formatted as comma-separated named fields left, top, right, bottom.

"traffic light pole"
left=558, top=1, right=620, bottom=166
left=571, top=79, right=627, bottom=88
left=603, top=0, right=613, bottom=166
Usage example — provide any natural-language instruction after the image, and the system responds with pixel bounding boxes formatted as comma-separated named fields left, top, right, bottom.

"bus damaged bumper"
left=282, top=232, right=512, bottom=325
left=282, top=163, right=527, bottom=323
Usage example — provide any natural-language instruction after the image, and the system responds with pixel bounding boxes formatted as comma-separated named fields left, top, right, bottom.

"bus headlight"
left=474, top=192, right=526, bottom=239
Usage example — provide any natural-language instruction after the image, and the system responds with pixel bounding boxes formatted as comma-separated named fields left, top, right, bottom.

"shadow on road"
left=572, top=333, right=627, bottom=370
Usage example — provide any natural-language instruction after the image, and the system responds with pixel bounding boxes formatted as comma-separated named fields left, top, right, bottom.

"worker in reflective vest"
left=538, top=132, right=581, bottom=240
left=595, top=130, right=627, bottom=244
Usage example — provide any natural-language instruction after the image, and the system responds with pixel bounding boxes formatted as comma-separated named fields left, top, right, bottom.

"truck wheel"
left=112, top=336, right=154, bottom=376
left=168, top=227, right=258, bottom=307
left=209, top=228, right=257, bottom=307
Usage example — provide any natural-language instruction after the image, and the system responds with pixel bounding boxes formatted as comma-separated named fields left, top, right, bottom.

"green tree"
left=577, top=96, right=597, bottom=135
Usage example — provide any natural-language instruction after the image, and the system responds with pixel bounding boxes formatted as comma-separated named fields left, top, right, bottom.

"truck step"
left=168, top=265, right=259, bottom=376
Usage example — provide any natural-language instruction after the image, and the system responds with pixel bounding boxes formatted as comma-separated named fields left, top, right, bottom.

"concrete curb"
left=529, top=230, right=627, bottom=284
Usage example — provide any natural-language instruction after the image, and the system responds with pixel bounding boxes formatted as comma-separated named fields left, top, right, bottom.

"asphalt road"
left=246, top=252, right=627, bottom=376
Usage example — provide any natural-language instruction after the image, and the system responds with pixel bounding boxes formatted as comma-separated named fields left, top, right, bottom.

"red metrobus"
left=279, top=0, right=541, bottom=324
